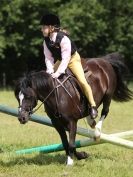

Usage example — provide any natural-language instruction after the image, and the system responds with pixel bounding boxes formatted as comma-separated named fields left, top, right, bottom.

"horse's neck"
left=32, top=73, right=54, bottom=101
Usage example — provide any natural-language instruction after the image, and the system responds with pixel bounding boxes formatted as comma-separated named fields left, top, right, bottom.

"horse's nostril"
left=18, top=116, right=25, bottom=122
left=22, top=117, right=25, bottom=121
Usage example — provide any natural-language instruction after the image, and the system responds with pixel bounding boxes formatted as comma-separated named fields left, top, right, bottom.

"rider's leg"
left=68, top=52, right=98, bottom=119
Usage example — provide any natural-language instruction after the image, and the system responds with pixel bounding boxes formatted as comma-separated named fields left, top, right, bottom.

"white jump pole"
left=77, top=127, right=133, bottom=149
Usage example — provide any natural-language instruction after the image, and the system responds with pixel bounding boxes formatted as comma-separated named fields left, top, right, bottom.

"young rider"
left=40, top=13, right=98, bottom=119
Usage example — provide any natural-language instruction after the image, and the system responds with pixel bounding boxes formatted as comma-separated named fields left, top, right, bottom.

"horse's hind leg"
left=95, top=96, right=111, bottom=140
left=68, top=120, right=88, bottom=162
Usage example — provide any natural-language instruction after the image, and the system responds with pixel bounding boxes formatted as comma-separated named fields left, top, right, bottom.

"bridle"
left=18, top=106, right=33, bottom=115
left=18, top=78, right=69, bottom=115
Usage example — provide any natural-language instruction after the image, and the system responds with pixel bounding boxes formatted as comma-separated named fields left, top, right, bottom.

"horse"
left=14, top=52, right=133, bottom=165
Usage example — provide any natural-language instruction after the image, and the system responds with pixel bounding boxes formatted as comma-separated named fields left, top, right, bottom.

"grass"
left=0, top=88, right=133, bottom=177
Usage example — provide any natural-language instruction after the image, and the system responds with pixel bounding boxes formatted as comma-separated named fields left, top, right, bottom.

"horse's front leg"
left=51, top=119, right=70, bottom=161
left=67, top=120, right=77, bottom=165
left=68, top=120, right=88, bottom=165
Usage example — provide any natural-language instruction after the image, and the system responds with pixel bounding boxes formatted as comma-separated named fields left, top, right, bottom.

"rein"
left=31, top=86, right=56, bottom=114
left=28, top=74, right=82, bottom=118
left=31, top=75, right=72, bottom=114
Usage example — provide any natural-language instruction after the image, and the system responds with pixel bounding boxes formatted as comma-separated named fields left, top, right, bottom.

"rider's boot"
left=89, top=106, right=98, bottom=119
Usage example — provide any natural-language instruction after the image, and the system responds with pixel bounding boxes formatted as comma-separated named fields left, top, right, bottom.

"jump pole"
left=0, top=105, right=133, bottom=152
left=15, top=130, right=133, bottom=154
left=16, top=138, right=100, bottom=154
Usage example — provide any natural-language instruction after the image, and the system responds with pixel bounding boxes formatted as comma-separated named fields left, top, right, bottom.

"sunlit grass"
left=0, top=88, right=133, bottom=177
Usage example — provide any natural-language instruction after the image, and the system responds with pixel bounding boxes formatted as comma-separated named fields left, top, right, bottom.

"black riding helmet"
left=40, top=14, right=60, bottom=27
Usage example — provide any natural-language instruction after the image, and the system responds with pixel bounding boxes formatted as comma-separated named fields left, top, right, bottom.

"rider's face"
left=41, top=25, right=50, bottom=37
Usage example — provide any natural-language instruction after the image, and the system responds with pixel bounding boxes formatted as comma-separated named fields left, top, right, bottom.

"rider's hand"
left=46, top=69, right=54, bottom=74
left=51, top=72, right=60, bottom=79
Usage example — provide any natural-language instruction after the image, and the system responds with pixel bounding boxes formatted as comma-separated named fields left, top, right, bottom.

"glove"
left=51, top=72, right=60, bottom=79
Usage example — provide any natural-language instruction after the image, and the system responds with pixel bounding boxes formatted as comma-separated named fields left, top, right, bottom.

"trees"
left=0, top=0, right=59, bottom=85
left=99, top=0, right=133, bottom=71
left=58, top=0, right=133, bottom=65
left=0, top=0, right=133, bottom=86
left=58, top=0, right=107, bottom=57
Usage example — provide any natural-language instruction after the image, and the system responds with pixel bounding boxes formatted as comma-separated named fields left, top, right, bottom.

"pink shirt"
left=43, top=32, right=72, bottom=75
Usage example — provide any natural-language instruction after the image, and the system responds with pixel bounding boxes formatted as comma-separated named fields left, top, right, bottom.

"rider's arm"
left=43, top=40, right=54, bottom=74
left=55, top=36, right=71, bottom=76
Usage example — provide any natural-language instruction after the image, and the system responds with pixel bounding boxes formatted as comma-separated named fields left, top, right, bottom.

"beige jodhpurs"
left=54, top=52, right=96, bottom=107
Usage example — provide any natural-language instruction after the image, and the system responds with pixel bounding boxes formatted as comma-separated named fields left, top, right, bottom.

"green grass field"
left=0, top=89, right=133, bottom=177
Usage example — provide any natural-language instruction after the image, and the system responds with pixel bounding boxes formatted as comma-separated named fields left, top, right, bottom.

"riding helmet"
left=40, top=14, right=60, bottom=27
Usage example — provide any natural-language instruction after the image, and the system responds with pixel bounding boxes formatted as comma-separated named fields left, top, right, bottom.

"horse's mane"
left=30, top=71, right=51, bottom=91
left=15, top=71, right=51, bottom=97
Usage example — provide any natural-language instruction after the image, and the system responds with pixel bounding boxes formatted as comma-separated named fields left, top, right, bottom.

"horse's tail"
left=104, top=52, right=133, bottom=102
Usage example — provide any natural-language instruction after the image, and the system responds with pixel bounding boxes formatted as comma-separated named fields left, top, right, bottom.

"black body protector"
left=44, top=31, right=77, bottom=62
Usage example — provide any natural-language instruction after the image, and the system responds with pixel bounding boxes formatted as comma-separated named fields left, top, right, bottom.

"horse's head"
left=15, top=76, right=38, bottom=124
left=15, top=71, right=52, bottom=124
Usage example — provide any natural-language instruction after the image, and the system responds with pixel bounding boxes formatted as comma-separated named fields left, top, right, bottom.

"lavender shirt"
left=43, top=32, right=72, bottom=75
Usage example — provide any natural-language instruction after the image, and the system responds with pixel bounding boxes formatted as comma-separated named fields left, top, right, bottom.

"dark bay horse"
left=14, top=53, right=133, bottom=165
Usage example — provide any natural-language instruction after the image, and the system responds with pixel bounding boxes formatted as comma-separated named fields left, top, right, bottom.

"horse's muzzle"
left=18, top=110, right=30, bottom=124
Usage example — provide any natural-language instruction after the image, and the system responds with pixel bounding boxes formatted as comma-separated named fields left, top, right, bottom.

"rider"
left=40, top=13, right=98, bottom=119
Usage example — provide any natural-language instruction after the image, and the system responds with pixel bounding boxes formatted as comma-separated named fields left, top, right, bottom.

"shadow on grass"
left=0, top=153, right=67, bottom=167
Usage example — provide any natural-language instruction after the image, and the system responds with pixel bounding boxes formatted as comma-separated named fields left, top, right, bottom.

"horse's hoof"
left=75, top=151, right=88, bottom=160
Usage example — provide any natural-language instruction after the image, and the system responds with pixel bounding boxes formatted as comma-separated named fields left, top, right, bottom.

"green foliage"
left=58, top=0, right=107, bottom=56
left=0, top=0, right=55, bottom=58
left=100, top=0, right=133, bottom=59
left=0, top=0, right=133, bottom=86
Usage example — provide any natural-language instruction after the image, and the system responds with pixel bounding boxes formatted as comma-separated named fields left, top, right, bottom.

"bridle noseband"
left=18, top=106, right=33, bottom=115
